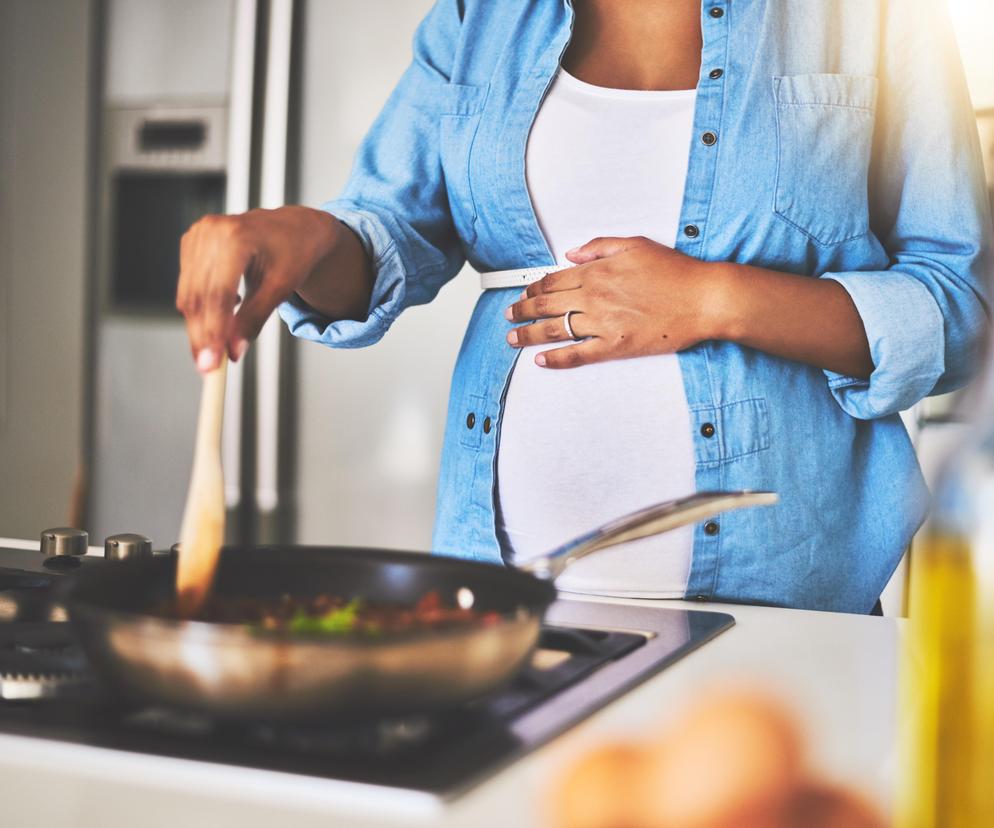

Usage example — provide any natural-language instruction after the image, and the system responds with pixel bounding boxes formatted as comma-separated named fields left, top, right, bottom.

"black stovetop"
left=0, top=545, right=734, bottom=799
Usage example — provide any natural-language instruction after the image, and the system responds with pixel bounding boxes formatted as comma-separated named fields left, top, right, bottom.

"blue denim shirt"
left=280, top=0, right=992, bottom=612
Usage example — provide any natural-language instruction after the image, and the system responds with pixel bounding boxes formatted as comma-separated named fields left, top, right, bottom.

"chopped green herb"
left=288, top=598, right=361, bottom=634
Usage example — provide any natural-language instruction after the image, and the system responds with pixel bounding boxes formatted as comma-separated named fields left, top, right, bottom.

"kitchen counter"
left=0, top=589, right=900, bottom=828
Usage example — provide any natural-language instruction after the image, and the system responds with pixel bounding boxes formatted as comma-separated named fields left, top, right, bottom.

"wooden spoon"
left=176, top=359, right=228, bottom=617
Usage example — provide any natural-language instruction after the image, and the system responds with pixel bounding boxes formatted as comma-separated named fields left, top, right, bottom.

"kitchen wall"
left=0, top=0, right=95, bottom=539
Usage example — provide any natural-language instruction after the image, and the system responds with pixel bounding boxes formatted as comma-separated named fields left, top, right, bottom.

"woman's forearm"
left=295, top=216, right=375, bottom=321
left=709, top=262, right=874, bottom=379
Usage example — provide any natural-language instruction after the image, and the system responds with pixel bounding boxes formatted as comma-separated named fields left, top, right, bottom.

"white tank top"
left=496, top=68, right=698, bottom=598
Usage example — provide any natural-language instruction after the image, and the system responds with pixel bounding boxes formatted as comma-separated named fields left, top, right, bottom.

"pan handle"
left=517, top=490, right=779, bottom=582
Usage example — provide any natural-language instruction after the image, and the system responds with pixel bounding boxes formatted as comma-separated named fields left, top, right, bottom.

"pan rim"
left=67, top=598, right=544, bottom=648
left=65, top=544, right=557, bottom=649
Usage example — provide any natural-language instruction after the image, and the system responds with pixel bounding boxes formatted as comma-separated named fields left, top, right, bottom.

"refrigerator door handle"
left=221, top=0, right=259, bottom=514
left=255, top=0, right=295, bottom=521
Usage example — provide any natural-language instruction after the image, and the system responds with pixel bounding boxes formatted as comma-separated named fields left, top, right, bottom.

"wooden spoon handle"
left=176, top=360, right=228, bottom=617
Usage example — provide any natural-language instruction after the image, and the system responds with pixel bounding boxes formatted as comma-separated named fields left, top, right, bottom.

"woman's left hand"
left=504, top=235, right=722, bottom=369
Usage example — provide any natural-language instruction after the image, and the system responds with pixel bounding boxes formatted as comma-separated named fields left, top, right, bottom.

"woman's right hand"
left=176, top=205, right=370, bottom=373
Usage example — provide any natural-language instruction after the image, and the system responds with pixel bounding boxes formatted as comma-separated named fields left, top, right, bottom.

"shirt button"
left=709, top=68, right=724, bottom=80
left=709, top=7, right=725, bottom=18
left=693, top=594, right=707, bottom=601
left=466, top=412, right=476, bottom=429
left=684, top=224, right=700, bottom=238
left=483, top=416, right=492, bottom=434
left=704, top=520, right=720, bottom=536
left=700, top=422, right=716, bottom=438
left=701, top=131, right=718, bottom=146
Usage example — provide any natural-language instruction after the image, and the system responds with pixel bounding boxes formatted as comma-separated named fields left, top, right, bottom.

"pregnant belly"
left=496, top=341, right=697, bottom=597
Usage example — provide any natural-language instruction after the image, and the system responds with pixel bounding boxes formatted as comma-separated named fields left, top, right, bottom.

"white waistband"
left=479, top=264, right=569, bottom=290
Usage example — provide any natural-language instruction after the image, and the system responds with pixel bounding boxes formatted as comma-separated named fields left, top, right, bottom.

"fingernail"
left=535, top=353, right=547, bottom=367
left=565, top=247, right=579, bottom=257
left=519, top=289, right=528, bottom=300
left=504, top=306, right=514, bottom=321
left=196, top=348, right=218, bottom=373
left=507, top=329, right=519, bottom=346
left=232, top=338, right=249, bottom=362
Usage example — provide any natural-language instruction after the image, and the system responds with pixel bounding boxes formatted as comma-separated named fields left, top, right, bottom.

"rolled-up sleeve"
left=820, top=0, right=991, bottom=420
left=278, top=0, right=466, bottom=349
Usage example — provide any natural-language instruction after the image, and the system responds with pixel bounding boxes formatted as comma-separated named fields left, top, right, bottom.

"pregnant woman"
left=176, top=0, right=991, bottom=612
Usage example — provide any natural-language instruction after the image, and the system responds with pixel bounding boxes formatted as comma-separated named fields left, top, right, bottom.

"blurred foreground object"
left=897, top=347, right=994, bottom=825
left=550, top=689, right=884, bottom=828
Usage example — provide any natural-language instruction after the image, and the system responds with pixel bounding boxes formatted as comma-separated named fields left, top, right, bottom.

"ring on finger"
left=563, top=310, right=581, bottom=342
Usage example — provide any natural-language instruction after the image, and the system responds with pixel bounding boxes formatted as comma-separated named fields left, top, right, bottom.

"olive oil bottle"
left=897, top=382, right=994, bottom=827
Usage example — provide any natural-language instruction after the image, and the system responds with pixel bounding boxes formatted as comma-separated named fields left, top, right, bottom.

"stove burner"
left=0, top=620, right=94, bottom=701
left=0, top=670, right=92, bottom=701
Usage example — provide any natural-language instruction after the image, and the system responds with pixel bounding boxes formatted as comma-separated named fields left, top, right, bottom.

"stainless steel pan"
left=64, top=491, right=776, bottom=719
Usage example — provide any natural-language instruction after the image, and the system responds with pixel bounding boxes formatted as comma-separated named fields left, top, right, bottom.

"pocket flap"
left=690, top=398, right=771, bottom=465
left=774, top=73, right=878, bottom=111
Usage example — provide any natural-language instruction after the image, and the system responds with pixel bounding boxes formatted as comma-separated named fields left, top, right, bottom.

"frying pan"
left=64, top=491, right=776, bottom=719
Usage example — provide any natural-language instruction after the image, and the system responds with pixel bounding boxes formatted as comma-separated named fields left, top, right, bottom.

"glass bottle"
left=896, top=365, right=994, bottom=827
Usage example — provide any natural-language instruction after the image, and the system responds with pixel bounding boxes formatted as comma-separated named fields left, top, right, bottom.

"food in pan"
left=155, top=590, right=503, bottom=635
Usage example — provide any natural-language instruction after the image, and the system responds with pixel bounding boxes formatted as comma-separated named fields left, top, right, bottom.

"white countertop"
left=0, top=584, right=901, bottom=828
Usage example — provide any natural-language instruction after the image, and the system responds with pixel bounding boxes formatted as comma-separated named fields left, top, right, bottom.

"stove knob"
left=104, top=533, right=153, bottom=561
left=170, top=542, right=182, bottom=556
left=40, top=527, right=88, bottom=557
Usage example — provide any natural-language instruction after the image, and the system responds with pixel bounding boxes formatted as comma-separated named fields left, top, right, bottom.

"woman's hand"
left=176, top=205, right=372, bottom=373
left=504, top=236, right=722, bottom=369
left=504, top=234, right=874, bottom=378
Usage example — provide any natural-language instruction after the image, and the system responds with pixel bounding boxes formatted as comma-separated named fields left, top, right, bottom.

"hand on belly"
left=503, top=235, right=724, bottom=369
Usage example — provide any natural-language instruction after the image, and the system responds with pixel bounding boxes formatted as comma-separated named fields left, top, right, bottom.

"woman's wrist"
left=689, top=259, right=874, bottom=377
left=295, top=209, right=375, bottom=320
left=694, top=261, right=744, bottom=343
left=295, top=208, right=346, bottom=289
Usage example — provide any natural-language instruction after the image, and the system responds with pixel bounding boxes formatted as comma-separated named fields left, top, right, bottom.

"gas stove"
left=0, top=534, right=734, bottom=800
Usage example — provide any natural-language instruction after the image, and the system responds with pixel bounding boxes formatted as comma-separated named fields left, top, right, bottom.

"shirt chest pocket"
left=773, top=74, right=878, bottom=246
left=439, top=82, right=488, bottom=247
